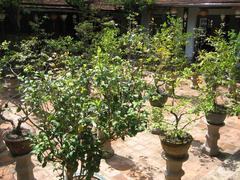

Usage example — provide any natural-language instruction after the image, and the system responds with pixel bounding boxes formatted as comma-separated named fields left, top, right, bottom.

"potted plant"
left=92, top=47, right=148, bottom=158
left=196, top=29, right=240, bottom=156
left=150, top=98, right=198, bottom=180
left=148, top=84, right=168, bottom=108
left=0, top=101, right=32, bottom=156
left=22, top=68, right=103, bottom=180
left=145, top=17, right=189, bottom=108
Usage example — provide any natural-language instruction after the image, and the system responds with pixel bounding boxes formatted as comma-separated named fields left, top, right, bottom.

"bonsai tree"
left=22, top=67, right=102, bottom=180
left=150, top=97, right=200, bottom=179
left=0, top=100, right=32, bottom=156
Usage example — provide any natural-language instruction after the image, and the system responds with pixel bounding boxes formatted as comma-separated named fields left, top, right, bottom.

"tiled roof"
left=22, top=0, right=67, bottom=5
left=157, top=0, right=240, bottom=3
left=21, top=0, right=240, bottom=8
left=154, top=0, right=240, bottom=7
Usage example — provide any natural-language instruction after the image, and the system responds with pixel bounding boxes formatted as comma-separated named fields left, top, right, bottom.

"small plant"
left=151, top=98, right=198, bottom=144
left=0, top=98, right=33, bottom=156
left=0, top=100, right=31, bottom=137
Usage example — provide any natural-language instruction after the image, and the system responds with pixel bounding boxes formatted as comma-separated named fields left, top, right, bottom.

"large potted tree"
left=146, top=17, right=189, bottom=107
left=22, top=68, right=103, bottom=180
left=196, top=29, right=240, bottom=156
left=92, top=47, right=148, bottom=158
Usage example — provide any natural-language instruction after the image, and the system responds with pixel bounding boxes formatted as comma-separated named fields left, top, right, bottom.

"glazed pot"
left=3, top=130, right=32, bottom=156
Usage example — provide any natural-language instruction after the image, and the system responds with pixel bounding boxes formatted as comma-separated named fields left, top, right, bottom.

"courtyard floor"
left=1, top=80, right=240, bottom=180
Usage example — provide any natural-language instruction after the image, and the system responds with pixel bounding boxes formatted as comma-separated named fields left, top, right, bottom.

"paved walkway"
left=1, top=80, right=240, bottom=180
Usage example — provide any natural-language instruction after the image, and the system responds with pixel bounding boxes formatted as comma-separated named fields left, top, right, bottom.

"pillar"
left=202, top=121, right=224, bottom=156
left=185, top=7, right=199, bottom=59
left=162, top=152, right=189, bottom=180
left=15, top=153, right=36, bottom=180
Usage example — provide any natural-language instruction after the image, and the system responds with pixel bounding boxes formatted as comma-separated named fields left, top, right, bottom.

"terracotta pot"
left=205, top=112, right=227, bottom=125
left=161, top=139, right=192, bottom=159
left=3, top=131, right=32, bottom=156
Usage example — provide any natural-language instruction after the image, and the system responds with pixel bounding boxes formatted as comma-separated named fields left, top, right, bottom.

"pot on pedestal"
left=149, top=90, right=168, bottom=108
left=159, top=133, right=193, bottom=180
left=202, top=110, right=227, bottom=156
left=3, top=129, right=32, bottom=157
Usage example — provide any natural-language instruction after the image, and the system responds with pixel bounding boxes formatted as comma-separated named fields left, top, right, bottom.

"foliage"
left=147, top=17, right=190, bottom=97
left=92, top=47, right=148, bottom=141
left=151, top=98, right=195, bottom=144
left=22, top=69, right=102, bottom=180
left=195, top=29, right=240, bottom=115
left=105, top=0, right=153, bottom=11
left=0, top=0, right=20, bottom=9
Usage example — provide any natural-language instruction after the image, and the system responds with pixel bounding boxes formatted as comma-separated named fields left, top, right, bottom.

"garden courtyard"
left=1, top=80, right=240, bottom=180
left=0, top=2, right=240, bottom=179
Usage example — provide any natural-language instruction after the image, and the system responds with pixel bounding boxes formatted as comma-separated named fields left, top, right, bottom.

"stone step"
left=0, top=150, right=14, bottom=166
left=201, top=150, right=240, bottom=180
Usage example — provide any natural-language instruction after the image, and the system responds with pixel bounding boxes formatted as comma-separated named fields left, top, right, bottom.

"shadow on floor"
left=126, top=156, right=162, bottom=180
left=220, top=149, right=240, bottom=171
left=105, top=154, right=135, bottom=171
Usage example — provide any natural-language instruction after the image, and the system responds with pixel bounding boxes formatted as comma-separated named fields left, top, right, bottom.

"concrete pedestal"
left=102, top=140, right=114, bottom=159
left=0, top=129, right=6, bottom=152
left=15, top=153, right=36, bottom=180
left=202, top=122, right=224, bottom=156
left=162, top=152, right=189, bottom=180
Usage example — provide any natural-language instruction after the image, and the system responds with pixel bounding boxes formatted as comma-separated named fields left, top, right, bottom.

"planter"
left=160, top=134, right=193, bottom=180
left=3, top=130, right=32, bottom=156
left=149, top=92, right=168, bottom=108
left=205, top=112, right=227, bottom=125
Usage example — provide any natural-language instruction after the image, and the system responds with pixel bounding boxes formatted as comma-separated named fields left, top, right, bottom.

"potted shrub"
left=22, top=68, right=102, bottom=180
left=92, top=47, right=148, bottom=158
left=146, top=17, right=189, bottom=101
left=196, top=29, right=240, bottom=156
left=148, top=84, right=168, bottom=108
left=0, top=102, right=32, bottom=156
left=151, top=98, right=197, bottom=180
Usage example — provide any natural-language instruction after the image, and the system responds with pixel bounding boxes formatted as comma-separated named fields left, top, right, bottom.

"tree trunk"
left=66, top=167, right=74, bottom=180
